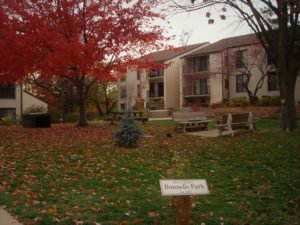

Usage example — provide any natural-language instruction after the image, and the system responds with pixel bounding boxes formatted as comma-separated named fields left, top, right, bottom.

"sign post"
left=159, top=179, right=209, bottom=225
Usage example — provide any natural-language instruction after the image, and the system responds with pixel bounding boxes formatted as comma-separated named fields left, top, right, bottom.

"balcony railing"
left=147, top=69, right=164, bottom=79
left=147, top=90, right=164, bottom=99
left=182, top=64, right=209, bottom=75
left=183, top=86, right=210, bottom=97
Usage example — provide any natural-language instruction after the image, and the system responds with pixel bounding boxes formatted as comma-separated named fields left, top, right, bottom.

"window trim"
left=267, top=71, right=279, bottom=91
left=235, top=50, right=247, bottom=69
left=120, top=86, right=127, bottom=99
left=0, top=84, right=16, bottom=99
left=192, top=55, right=209, bottom=72
left=236, top=74, right=247, bottom=92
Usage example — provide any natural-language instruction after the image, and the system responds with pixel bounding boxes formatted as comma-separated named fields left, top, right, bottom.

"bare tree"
left=167, top=0, right=300, bottom=131
left=225, top=45, right=275, bottom=104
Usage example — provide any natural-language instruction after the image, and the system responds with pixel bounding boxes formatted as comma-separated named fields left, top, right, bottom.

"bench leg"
left=228, top=125, right=234, bottom=136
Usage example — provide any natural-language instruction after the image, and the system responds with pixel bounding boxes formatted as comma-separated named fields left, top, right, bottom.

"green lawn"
left=0, top=120, right=299, bottom=225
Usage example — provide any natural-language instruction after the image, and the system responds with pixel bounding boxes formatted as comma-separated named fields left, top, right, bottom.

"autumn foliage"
left=0, top=0, right=169, bottom=126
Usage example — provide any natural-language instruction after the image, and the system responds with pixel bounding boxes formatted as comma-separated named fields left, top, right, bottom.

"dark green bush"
left=230, top=96, right=248, bottom=106
left=222, top=98, right=229, bottom=106
left=48, top=108, right=62, bottom=123
left=113, top=114, right=142, bottom=148
left=65, top=113, right=80, bottom=122
left=257, top=96, right=281, bottom=106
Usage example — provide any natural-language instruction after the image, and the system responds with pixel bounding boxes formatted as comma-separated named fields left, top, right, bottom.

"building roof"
left=184, top=33, right=259, bottom=58
left=141, top=43, right=209, bottom=62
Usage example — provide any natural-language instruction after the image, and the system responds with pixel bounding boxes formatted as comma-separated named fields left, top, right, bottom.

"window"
left=225, top=79, right=229, bottom=89
left=193, top=56, right=208, bottom=72
left=0, top=108, right=16, bottom=120
left=149, top=83, right=155, bottom=97
left=267, top=53, right=274, bottom=65
left=158, top=82, right=164, bottom=97
left=120, top=75, right=126, bottom=82
left=268, top=71, right=279, bottom=91
left=137, top=84, right=141, bottom=98
left=193, top=78, right=208, bottom=95
left=224, top=55, right=229, bottom=69
left=120, top=104, right=126, bottom=112
left=120, top=86, right=127, bottom=99
left=137, top=70, right=141, bottom=80
left=0, top=84, right=16, bottom=99
left=236, top=74, right=247, bottom=92
left=235, top=50, right=246, bottom=68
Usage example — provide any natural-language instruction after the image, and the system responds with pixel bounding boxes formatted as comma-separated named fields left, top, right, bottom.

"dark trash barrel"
left=23, top=113, right=51, bottom=128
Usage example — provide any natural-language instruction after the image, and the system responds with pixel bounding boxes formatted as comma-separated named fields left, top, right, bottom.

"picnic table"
left=173, top=111, right=214, bottom=133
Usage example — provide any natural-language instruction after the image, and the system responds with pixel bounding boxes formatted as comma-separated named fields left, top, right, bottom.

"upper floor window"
left=268, top=71, right=279, bottom=91
left=193, top=56, right=208, bottom=72
left=235, top=50, right=247, bottom=68
left=0, top=84, right=16, bottom=99
left=120, top=86, right=127, bottom=99
left=236, top=74, right=247, bottom=92
left=267, top=53, right=274, bottom=65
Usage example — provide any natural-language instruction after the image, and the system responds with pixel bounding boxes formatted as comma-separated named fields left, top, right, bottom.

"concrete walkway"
left=148, top=117, right=172, bottom=121
left=187, top=129, right=238, bottom=137
left=0, top=208, right=22, bottom=225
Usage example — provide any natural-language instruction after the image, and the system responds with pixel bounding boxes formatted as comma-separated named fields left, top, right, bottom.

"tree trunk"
left=77, top=83, right=88, bottom=127
left=94, top=100, right=103, bottom=117
left=276, top=2, right=298, bottom=131
left=280, top=71, right=297, bottom=131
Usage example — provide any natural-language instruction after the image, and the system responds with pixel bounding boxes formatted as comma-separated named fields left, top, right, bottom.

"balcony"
left=183, top=64, right=210, bottom=76
left=183, top=86, right=210, bottom=97
left=147, top=90, right=164, bottom=99
left=147, top=68, right=164, bottom=80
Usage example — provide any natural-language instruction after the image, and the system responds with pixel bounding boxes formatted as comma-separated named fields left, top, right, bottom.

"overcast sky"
left=165, top=10, right=253, bottom=46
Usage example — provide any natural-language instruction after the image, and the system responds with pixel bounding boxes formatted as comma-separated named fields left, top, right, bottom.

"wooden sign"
left=159, top=179, right=209, bottom=196
left=160, top=179, right=210, bottom=225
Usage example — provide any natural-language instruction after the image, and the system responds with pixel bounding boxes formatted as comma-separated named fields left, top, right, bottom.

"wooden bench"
left=215, top=112, right=255, bottom=136
left=107, top=111, right=148, bottom=125
left=173, top=111, right=214, bottom=133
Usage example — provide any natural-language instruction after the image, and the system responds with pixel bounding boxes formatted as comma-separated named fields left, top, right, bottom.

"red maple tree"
left=0, top=0, right=169, bottom=126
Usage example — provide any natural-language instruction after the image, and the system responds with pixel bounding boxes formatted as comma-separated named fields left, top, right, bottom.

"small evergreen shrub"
left=113, top=114, right=142, bottom=148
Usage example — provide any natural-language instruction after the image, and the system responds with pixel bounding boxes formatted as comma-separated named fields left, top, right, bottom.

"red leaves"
left=0, top=0, right=168, bottom=84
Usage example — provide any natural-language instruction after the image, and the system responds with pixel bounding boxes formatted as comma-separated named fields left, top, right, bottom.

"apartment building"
left=0, top=83, right=48, bottom=120
left=117, top=43, right=209, bottom=111
left=118, top=33, right=300, bottom=111
left=180, top=33, right=300, bottom=107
